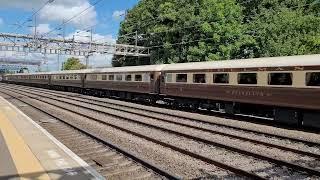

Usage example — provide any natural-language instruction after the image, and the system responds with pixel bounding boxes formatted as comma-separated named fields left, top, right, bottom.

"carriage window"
left=102, top=75, right=107, bottom=81
left=150, top=74, right=154, bottom=81
left=116, top=75, right=123, bottom=81
left=90, top=75, right=97, bottom=80
left=125, top=75, right=132, bottom=81
left=135, top=75, right=142, bottom=81
left=238, top=73, right=257, bottom=84
left=109, top=75, right=114, bottom=81
left=269, top=73, right=292, bottom=85
left=306, top=72, right=320, bottom=86
left=213, top=73, right=229, bottom=84
left=176, top=74, right=188, bottom=83
left=166, top=74, right=173, bottom=82
left=66, top=76, right=70, bottom=80
left=193, top=74, right=206, bottom=83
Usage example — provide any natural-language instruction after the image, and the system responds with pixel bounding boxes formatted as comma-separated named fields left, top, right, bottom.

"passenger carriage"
left=3, top=54, right=320, bottom=128
left=160, top=54, right=320, bottom=128
left=83, top=65, right=165, bottom=100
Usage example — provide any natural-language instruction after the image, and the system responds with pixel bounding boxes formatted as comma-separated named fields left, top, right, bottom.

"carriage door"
left=82, top=74, right=86, bottom=88
left=150, top=72, right=160, bottom=94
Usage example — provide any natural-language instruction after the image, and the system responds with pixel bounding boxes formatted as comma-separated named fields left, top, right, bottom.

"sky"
left=0, top=0, right=140, bottom=71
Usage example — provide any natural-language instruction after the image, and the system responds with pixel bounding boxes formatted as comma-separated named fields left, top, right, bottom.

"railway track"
left=14, top=85, right=320, bottom=157
left=5, top=83, right=320, bottom=147
left=0, top=90, right=178, bottom=179
left=1, top=83, right=320, bottom=179
left=0, top=85, right=263, bottom=179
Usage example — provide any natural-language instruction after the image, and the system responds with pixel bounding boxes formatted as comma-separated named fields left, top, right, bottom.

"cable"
left=40, top=0, right=105, bottom=38
left=12, top=0, right=55, bottom=33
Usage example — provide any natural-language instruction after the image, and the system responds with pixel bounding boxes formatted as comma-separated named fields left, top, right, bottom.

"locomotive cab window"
left=125, top=75, right=132, bottom=81
left=269, top=73, right=292, bottom=85
left=213, top=73, right=229, bottom=84
left=238, top=73, right=257, bottom=84
left=176, top=74, right=187, bottom=83
left=306, top=72, right=320, bottom=86
left=135, top=75, right=142, bottom=81
left=193, top=74, right=206, bottom=83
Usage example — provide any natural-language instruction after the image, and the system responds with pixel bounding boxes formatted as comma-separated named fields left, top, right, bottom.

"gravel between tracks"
left=7, top=92, right=235, bottom=179
left=2, top=84, right=320, bottom=179
left=8, top=87, right=318, bottom=179
left=10, top=84, right=320, bottom=148
left=48, top=95, right=320, bottom=171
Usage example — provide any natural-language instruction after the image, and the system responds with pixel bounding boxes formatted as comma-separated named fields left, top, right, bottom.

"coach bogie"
left=303, top=111, right=320, bottom=129
left=274, top=108, right=302, bottom=127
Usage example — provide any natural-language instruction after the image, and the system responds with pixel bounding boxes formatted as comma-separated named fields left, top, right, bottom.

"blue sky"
left=0, top=0, right=140, bottom=71
left=0, top=0, right=139, bottom=38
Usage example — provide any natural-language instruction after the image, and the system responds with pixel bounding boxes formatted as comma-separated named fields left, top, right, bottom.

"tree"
left=115, top=0, right=320, bottom=66
left=115, top=0, right=250, bottom=66
left=243, top=0, right=320, bottom=57
left=62, top=57, right=86, bottom=70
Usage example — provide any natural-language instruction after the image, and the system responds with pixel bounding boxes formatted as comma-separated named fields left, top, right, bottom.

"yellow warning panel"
left=0, top=108, right=51, bottom=180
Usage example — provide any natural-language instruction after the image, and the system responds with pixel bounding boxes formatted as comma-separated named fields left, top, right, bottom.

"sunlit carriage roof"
left=161, top=54, right=320, bottom=71
left=5, top=54, right=320, bottom=76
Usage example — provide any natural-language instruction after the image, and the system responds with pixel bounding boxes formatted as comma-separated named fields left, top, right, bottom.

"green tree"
left=62, top=57, right=86, bottom=70
left=242, top=0, right=320, bottom=57
left=115, top=0, right=320, bottom=66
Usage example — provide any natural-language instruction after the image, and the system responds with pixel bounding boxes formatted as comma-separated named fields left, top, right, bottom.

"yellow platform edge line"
left=0, top=108, right=51, bottom=180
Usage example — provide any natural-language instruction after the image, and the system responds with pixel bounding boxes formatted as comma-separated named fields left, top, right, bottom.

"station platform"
left=0, top=96, right=104, bottom=180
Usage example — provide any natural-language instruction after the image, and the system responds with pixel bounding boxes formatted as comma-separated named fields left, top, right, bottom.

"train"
left=2, top=54, right=320, bottom=129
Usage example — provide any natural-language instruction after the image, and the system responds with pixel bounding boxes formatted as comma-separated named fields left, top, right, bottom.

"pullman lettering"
left=227, top=90, right=267, bottom=97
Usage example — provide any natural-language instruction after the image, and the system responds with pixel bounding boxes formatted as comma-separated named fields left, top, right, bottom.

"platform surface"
left=0, top=96, right=104, bottom=180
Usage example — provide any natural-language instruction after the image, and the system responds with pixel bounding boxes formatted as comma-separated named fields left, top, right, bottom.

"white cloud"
left=30, top=24, right=51, bottom=34
left=1, top=0, right=97, bottom=27
left=40, top=1, right=97, bottom=28
left=112, top=10, right=125, bottom=20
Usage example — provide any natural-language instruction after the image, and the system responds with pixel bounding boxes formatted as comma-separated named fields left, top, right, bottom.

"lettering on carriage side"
left=226, top=90, right=269, bottom=97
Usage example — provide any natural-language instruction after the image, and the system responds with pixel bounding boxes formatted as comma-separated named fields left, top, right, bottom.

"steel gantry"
left=0, top=32, right=151, bottom=57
